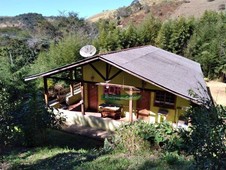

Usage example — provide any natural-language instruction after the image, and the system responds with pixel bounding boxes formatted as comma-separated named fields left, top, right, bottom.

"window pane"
left=155, top=91, right=175, bottom=108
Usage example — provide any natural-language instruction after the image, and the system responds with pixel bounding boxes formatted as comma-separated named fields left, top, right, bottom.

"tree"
left=16, top=91, right=64, bottom=146
left=185, top=11, right=226, bottom=80
left=31, top=33, right=88, bottom=74
left=0, top=81, right=15, bottom=147
left=121, top=23, right=139, bottom=48
left=181, top=97, right=226, bottom=169
left=55, top=12, right=85, bottom=34
left=137, top=15, right=161, bottom=46
left=156, top=20, right=174, bottom=51
left=93, top=19, right=122, bottom=52
left=156, top=17, right=195, bottom=56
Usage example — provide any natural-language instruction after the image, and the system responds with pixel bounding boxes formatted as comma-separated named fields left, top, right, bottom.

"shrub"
left=163, top=151, right=180, bottom=165
left=106, top=121, right=180, bottom=154
left=111, top=121, right=151, bottom=154
left=218, top=4, right=225, bottom=10
left=0, top=82, right=15, bottom=147
left=115, top=7, right=132, bottom=19
left=16, top=91, right=65, bottom=146
left=181, top=98, right=226, bottom=169
left=0, top=88, right=65, bottom=147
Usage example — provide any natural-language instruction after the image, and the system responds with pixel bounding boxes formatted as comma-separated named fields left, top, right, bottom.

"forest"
left=0, top=11, right=226, bottom=169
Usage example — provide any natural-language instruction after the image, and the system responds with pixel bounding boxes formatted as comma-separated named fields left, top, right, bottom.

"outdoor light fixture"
left=106, top=80, right=110, bottom=89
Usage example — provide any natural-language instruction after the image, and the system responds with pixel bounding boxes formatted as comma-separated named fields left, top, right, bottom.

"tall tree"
left=185, top=11, right=226, bottom=80
left=156, top=20, right=173, bottom=51
left=156, top=17, right=195, bottom=56
left=31, top=33, right=88, bottom=74
left=137, top=15, right=161, bottom=46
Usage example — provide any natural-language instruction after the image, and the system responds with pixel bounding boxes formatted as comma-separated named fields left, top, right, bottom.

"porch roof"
left=25, top=45, right=209, bottom=103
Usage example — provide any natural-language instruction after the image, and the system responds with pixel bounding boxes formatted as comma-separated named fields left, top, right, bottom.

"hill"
left=0, top=0, right=225, bottom=32
left=171, top=0, right=226, bottom=19
left=0, top=13, right=57, bottom=39
left=88, top=0, right=226, bottom=25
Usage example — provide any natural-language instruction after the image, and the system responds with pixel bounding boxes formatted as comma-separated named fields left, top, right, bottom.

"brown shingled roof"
left=25, top=45, right=209, bottom=103
left=100, top=45, right=209, bottom=103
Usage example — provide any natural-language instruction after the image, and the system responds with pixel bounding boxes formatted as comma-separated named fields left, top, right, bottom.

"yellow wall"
left=82, top=61, right=191, bottom=122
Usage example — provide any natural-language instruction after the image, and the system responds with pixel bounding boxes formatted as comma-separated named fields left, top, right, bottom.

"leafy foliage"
left=15, top=13, right=57, bottom=39
left=137, top=15, right=161, bottom=46
left=31, top=33, right=87, bottom=74
left=107, top=121, right=179, bottom=154
left=0, top=39, right=36, bottom=72
left=21, top=93, right=65, bottom=146
left=0, top=87, right=65, bottom=147
left=93, top=20, right=122, bottom=52
left=156, top=17, right=195, bottom=55
left=185, top=11, right=226, bottom=80
left=0, top=81, right=16, bottom=147
left=94, top=15, right=161, bottom=53
left=181, top=98, right=226, bottom=169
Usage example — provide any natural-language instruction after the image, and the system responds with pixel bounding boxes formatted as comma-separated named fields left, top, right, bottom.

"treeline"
left=93, top=11, right=226, bottom=81
left=1, top=11, right=225, bottom=80
left=29, top=11, right=226, bottom=80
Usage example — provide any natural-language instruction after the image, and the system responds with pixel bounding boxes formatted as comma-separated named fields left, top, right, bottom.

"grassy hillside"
left=88, top=0, right=226, bottom=25
left=1, top=129, right=193, bottom=170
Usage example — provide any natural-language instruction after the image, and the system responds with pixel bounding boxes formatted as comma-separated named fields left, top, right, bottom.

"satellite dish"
left=79, top=45, right=96, bottom=57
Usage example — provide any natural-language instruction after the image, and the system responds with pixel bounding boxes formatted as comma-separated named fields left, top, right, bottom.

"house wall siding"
left=82, top=60, right=190, bottom=123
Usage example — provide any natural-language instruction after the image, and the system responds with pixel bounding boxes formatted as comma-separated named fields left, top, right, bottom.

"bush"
left=163, top=151, right=180, bottom=165
left=116, top=7, right=132, bottom=19
left=17, top=91, right=65, bottom=146
left=112, top=121, right=151, bottom=154
left=181, top=98, right=226, bottom=169
left=0, top=88, right=65, bottom=147
left=106, top=121, right=180, bottom=154
left=0, top=82, right=16, bottom=147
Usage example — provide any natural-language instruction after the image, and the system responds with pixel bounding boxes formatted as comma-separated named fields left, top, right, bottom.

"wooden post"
left=43, top=77, right=49, bottom=106
left=81, top=82, right=85, bottom=115
left=129, top=87, right=133, bottom=122
left=69, top=70, right=74, bottom=96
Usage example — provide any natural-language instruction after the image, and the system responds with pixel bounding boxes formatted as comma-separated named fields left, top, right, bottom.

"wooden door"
left=136, top=90, right=150, bottom=111
left=88, top=83, right=98, bottom=112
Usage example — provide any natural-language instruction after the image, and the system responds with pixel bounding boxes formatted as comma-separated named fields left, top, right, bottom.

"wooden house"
left=25, top=45, right=209, bottom=124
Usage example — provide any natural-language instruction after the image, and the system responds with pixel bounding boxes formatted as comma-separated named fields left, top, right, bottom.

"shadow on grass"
left=45, top=129, right=104, bottom=150
left=11, top=151, right=99, bottom=170
left=136, top=159, right=194, bottom=170
left=1, top=129, right=105, bottom=170
left=135, top=160, right=159, bottom=170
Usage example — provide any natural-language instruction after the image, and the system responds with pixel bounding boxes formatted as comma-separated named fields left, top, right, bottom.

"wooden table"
left=99, top=104, right=122, bottom=119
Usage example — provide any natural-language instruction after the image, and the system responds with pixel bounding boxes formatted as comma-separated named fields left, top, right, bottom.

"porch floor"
left=58, top=109, right=137, bottom=137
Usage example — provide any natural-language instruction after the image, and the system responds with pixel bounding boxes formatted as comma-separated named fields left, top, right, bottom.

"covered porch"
left=24, top=46, right=207, bottom=130
left=46, top=78, right=148, bottom=124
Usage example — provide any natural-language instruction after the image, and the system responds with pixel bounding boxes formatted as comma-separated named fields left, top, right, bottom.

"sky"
left=0, top=0, right=132, bottom=18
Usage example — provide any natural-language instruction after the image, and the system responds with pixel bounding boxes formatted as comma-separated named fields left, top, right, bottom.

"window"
left=154, top=91, right=175, bottom=108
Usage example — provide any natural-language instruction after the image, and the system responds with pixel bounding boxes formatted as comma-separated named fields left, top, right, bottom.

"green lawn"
left=1, top=129, right=193, bottom=170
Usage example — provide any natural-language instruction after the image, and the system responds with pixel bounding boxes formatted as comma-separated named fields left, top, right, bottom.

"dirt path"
left=207, top=81, right=226, bottom=106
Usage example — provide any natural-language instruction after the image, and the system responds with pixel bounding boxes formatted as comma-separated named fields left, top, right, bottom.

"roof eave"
left=24, top=56, right=100, bottom=81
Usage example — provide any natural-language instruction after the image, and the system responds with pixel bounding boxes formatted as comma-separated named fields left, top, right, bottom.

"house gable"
left=25, top=45, right=209, bottom=104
